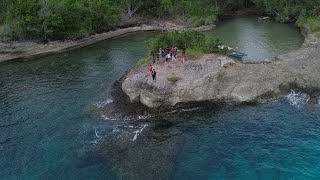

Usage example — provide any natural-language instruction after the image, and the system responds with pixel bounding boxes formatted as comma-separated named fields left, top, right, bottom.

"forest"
left=0, top=0, right=319, bottom=41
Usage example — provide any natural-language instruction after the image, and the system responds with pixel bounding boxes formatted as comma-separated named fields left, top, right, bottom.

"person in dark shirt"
left=151, top=51, right=156, bottom=64
left=156, top=53, right=160, bottom=63
left=159, top=48, right=165, bottom=62
left=152, top=69, right=157, bottom=82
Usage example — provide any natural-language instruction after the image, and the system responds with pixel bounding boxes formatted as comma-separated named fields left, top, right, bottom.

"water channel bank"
left=0, top=25, right=162, bottom=63
left=0, top=22, right=216, bottom=64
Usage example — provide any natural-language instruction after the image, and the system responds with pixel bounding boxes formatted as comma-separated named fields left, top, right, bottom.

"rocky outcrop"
left=121, top=32, right=320, bottom=108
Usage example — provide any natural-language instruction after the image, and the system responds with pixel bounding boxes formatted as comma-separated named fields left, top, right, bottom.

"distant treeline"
left=0, top=0, right=319, bottom=41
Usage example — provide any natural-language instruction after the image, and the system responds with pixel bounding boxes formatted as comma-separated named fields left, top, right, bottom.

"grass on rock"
left=167, top=75, right=182, bottom=83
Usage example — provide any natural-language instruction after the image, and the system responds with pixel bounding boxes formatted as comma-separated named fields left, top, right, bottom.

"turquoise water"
left=206, top=16, right=304, bottom=62
left=0, top=32, right=155, bottom=179
left=172, top=101, right=320, bottom=179
left=1, top=28, right=319, bottom=179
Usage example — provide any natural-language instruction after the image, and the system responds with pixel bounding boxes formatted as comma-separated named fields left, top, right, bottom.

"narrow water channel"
left=205, top=16, right=304, bottom=62
left=0, top=20, right=319, bottom=179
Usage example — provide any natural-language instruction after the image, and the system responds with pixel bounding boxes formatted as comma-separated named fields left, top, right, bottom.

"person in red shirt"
left=148, top=64, right=153, bottom=73
left=182, top=47, right=186, bottom=63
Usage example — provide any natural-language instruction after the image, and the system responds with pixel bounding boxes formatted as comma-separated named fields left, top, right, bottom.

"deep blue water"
left=1, top=30, right=319, bottom=179
left=172, top=101, right=320, bottom=179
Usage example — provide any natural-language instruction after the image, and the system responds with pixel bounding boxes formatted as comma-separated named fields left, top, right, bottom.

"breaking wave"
left=166, top=107, right=201, bottom=114
left=286, top=90, right=310, bottom=107
left=95, top=99, right=113, bottom=108
left=132, top=124, right=148, bottom=141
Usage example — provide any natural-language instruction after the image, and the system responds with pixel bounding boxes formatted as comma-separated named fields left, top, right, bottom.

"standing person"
left=182, top=47, right=186, bottom=63
left=170, top=47, right=175, bottom=54
left=166, top=47, right=170, bottom=54
left=166, top=52, right=171, bottom=62
left=148, top=64, right=153, bottom=73
left=165, top=48, right=170, bottom=62
left=173, top=47, right=178, bottom=64
left=151, top=51, right=156, bottom=64
left=159, top=48, right=165, bottom=62
left=152, top=69, right=157, bottom=82
left=181, top=47, right=185, bottom=63
left=156, top=53, right=160, bottom=63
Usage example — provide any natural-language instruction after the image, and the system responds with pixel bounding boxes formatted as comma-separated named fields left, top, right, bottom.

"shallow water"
left=0, top=26, right=319, bottom=179
left=205, top=16, right=304, bottom=62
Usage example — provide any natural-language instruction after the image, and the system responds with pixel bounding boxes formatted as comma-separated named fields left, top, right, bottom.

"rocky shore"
left=120, top=27, right=320, bottom=108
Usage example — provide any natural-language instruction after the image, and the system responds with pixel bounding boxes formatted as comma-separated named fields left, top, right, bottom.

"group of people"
left=149, top=47, right=186, bottom=82
left=152, top=47, right=186, bottom=64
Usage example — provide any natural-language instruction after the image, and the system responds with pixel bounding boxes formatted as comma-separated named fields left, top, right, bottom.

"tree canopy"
left=0, top=0, right=319, bottom=41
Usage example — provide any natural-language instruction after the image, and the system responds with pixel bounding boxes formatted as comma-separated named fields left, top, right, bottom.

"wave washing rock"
left=120, top=34, right=320, bottom=109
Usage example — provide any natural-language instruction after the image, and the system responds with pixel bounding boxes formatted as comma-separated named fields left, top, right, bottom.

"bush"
left=167, top=75, right=182, bottom=83
left=275, top=12, right=290, bottom=23
left=194, top=18, right=205, bottom=27
left=205, top=15, right=217, bottom=25
left=297, top=16, right=320, bottom=32
left=200, top=37, right=220, bottom=53
left=145, top=29, right=207, bottom=52
left=145, top=29, right=222, bottom=56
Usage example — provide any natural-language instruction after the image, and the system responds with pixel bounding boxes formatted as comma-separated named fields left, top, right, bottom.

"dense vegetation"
left=0, top=0, right=121, bottom=41
left=135, top=29, right=226, bottom=66
left=145, top=29, right=221, bottom=53
left=0, top=0, right=319, bottom=41
left=0, top=0, right=249, bottom=41
left=252, top=0, right=320, bottom=34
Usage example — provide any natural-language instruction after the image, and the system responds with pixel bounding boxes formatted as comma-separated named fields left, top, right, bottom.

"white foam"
left=95, top=99, right=113, bottom=108
left=166, top=107, right=200, bottom=114
left=180, top=107, right=201, bottom=112
left=286, top=90, right=310, bottom=107
left=132, top=124, right=148, bottom=141
left=90, top=140, right=99, bottom=144
left=166, top=110, right=178, bottom=114
left=112, top=126, right=120, bottom=133
left=101, top=114, right=117, bottom=121
left=95, top=128, right=101, bottom=138
left=138, top=115, right=148, bottom=120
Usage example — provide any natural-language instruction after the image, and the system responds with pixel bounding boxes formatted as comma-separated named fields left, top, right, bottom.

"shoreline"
left=0, top=22, right=217, bottom=64
left=0, top=14, right=306, bottom=64
left=0, top=25, right=163, bottom=63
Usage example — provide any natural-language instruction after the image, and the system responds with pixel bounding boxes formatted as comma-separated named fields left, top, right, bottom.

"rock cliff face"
left=121, top=32, right=320, bottom=108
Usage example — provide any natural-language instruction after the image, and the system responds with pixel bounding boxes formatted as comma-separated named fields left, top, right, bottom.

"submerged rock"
left=119, top=33, right=320, bottom=109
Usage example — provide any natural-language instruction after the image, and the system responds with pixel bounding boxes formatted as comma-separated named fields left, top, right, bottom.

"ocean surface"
left=1, top=19, right=319, bottom=179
